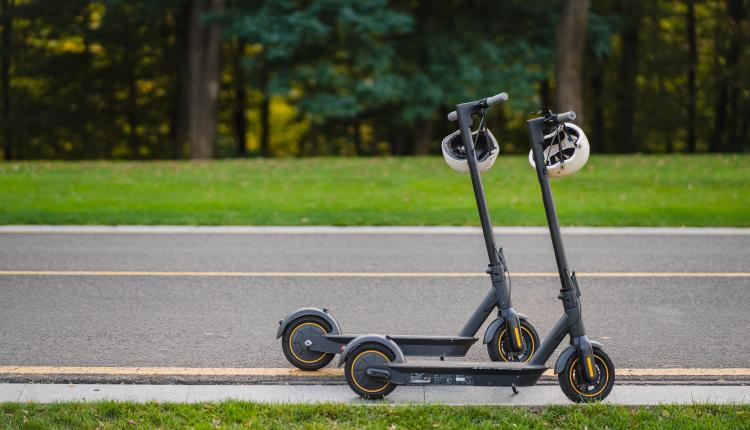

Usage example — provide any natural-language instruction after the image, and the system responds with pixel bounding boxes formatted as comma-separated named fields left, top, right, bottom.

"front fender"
left=554, top=340, right=603, bottom=374
left=337, top=334, right=405, bottom=367
left=276, top=307, right=341, bottom=339
left=482, top=313, right=530, bottom=344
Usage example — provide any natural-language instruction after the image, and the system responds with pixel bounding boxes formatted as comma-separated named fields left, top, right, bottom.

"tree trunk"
left=726, top=0, right=745, bottom=152
left=185, top=0, right=223, bottom=159
left=259, top=67, right=271, bottom=157
left=411, top=0, right=433, bottom=156
left=170, top=3, right=190, bottom=159
left=739, top=107, right=750, bottom=151
left=352, top=118, right=363, bottom=156
left=414, top=119, right=434, bottom=155
left=712, top=45, right=728, bottom=153
left=686, top=0, right=697, bottom=153
left=389, top=128, right=405, bottom=155
left=1, top=0, right=12, bottom=160
left=589, top=58, right=606, bottom=152
left=81, top=1, right=95, bottom=158
left=614, top=3, right=643, bottom=153
left=310, top=124, right=320, bottom=156
left=124, top=34, right=139, bottom=158
left=658, top=75, right=674, bottom=153
left=233, top=38, right=247, bottom=157
left=555, top=0, right=590, bottom=126
left=539, top=79, right=551, bottom=109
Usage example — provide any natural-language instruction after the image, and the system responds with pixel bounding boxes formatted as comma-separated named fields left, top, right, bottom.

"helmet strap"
left=472, top=109, right=487, bottom=149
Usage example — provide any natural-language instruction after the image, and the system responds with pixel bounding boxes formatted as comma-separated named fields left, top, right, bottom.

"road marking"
left=2, top=366, right=750, bottom=378
left=1, top=270, right=749, bottom=278
left=0, top=366, right=342, bottom=377
left=1, top=225, right=749, bottom=236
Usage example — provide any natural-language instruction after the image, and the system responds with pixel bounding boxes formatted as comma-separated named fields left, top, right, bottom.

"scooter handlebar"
left=485, top=92, right=509, bottom=107
left=447, top=92, right=508, bottom=121
left=556, top=111, right=576, bottom=123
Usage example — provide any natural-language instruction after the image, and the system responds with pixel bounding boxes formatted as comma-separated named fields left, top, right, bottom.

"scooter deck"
left=382, top=361, right=547, bottom=387
left=323, top=334, right=477, bottom=357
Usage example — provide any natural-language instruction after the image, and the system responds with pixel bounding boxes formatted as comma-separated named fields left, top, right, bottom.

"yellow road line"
left=1, top=271, right=749, bottom=278
left=2, top=366, right=749, bottom=377
left=574, top=272, right=750, bottom=278
left=0, top=366, right=342, bottom=377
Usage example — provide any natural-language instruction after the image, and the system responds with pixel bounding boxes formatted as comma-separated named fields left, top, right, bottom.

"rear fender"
left=276, top=307, right=341, bottom=339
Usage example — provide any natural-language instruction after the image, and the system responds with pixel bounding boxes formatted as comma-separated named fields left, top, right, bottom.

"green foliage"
left=587, top=11, right=617, bottom=60
left=1, top=0, right=749, bottom=159
left=5, top=0, right=184, bottom=159
left=1, top=155, right=747, bottom=226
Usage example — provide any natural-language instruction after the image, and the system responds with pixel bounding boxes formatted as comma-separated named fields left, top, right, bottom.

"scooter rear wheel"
left=344, top=343, right=397, bottom=400
left=281, top=316, right=335, bottom=371
left=558, top=346, right=615, bottom=402
left=487, top=319, right=539, bottom=363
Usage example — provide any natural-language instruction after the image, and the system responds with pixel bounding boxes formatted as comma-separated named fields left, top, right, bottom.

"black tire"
left=344, top=342, right=397, bottom=400
left=558, top=346, right=615, bottom=403
left=487, top=319, right=540, bottom=363
left=281, top=316, right=335, bottom=371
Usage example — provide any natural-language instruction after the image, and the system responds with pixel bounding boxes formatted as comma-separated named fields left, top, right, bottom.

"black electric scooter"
left=336, top=96, right=615, bottom=403
left=276, top=93, right=539, bottom=370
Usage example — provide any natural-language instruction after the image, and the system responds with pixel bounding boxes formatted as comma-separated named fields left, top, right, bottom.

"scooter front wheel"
left=558, top=346, right=615, bottom=402
left=487, top=319, right=539, bottom=363
left=344, top=342, right=397, bottom=400
left=281, top=316, right=335, bottom=370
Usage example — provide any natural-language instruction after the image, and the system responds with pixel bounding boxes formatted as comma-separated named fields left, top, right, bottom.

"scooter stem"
left=455, top=103, right=501, bottom=267
left=527, top=117, right=575, bottom=292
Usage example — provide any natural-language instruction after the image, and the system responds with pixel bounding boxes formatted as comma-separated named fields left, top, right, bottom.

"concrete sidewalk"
left=2, top=225, right=749, bottom=235
left=2, top=384, right=749, bottom=405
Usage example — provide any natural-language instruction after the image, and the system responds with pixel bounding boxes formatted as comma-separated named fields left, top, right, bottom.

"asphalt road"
left=1, top=228, right=748, bottom=379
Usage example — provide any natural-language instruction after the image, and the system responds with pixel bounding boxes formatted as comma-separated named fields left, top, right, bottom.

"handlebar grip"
left=556, top=111, right=576, bottom=122
left=485, top=92, right=508, bottom=107
left=447, top=92, right=508, bottom=121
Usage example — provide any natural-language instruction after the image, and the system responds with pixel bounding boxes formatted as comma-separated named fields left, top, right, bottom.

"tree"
left=232, top=37, right=247, bottom=157
left=584, top=9, right=616, bottom=151
left=224, top=0, right=412, bottom=156
left=185, top=0, right=223, bottom=159
left=556, top=0, right=591, bottom=125
left=686, top=0, right=697, bottom=153
left=390, top=1, right=554, bottom=154
left=1, top=0, right=12, bottom=160
left=2, top=0, right=749, bottom=159
left=613, top=1, right=646, bottom=153
left=713, top=0, right=747, bottom=152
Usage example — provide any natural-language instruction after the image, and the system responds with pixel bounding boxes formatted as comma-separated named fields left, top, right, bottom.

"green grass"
left=1, top=155, right=748, bottom=226
left=0, top=402, right=748, bottom=429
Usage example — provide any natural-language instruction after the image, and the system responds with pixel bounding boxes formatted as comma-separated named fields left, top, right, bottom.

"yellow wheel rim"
left=569, top=354, right=610, bottom=397
left=350, top=350, right=391, bottom=394
left=288, top=322, right=328, bottom=364
left=497, top=326, right=536, bottom=362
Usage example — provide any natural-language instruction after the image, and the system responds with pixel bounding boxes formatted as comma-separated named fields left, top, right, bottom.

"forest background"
left=0, top=0, right=747, bottom=160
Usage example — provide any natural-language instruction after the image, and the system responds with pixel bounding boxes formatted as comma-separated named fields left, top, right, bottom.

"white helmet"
left=441, top=128, right=499, bottom=173
left=528, top=122, right=589, bottom=177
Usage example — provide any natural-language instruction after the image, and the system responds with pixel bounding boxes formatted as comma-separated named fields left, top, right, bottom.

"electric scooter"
left=276, top=93, right=539, bottom=370
left=336, top=96, right=615, bottom=403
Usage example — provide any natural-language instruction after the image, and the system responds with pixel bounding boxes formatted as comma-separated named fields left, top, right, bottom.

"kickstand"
left=511, top=384, right=519, bottom=395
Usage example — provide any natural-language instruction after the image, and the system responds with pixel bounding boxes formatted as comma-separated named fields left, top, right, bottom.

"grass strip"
left=1, top=155, right=748, bottom=226
left=1, top=402, right=749, bottom=430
